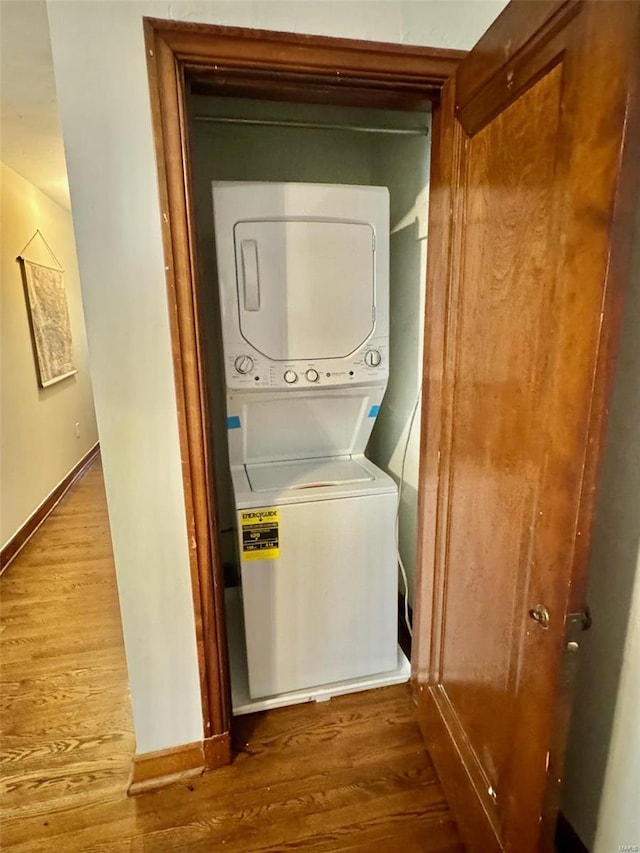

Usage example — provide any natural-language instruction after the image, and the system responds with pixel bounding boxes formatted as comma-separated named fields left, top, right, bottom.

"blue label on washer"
left=368, top=405, right=380, bottom=418
left=227, top=416, right=241, bottom=430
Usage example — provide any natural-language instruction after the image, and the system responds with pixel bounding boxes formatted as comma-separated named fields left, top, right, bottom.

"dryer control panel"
left=224, top=337, right=388, bottom=390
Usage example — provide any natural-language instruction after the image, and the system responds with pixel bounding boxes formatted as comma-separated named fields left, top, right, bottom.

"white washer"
left=233, top=456, right=397, bottom=699
left=212, top=181, right=400, bottom=703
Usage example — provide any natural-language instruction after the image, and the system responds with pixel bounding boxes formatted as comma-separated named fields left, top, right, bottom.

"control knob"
left=305, top=369, right=319, bottom=383
left=364, top=349, right=382, bottom=367
left=284, top=370, right=298, bottom=384
left=234, top=355, right=254, bottom=375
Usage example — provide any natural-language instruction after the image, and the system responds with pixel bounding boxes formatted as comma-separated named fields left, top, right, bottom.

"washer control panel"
left=234, top=355, right=254, bottom=375
left=224, top=338, right=388, bottom=389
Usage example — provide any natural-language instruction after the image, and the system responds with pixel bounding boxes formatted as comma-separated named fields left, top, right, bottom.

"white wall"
left=46, top=0, right=506, bottom=754
left=562, top=207, right=640, bottom=849
left=0, top=2, right=71, bottom=210
left=595, top=554, right=640, bottom=853
left=401, top=0, right=508, bottom=49
left=1, top=162, right=98, bottom=548
left=46, top=1, right=205, bottom=755
left=367, top=132, right=430, bottom=605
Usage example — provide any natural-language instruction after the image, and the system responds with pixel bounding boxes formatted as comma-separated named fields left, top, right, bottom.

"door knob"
left=528, top=604, right=550, bottom=629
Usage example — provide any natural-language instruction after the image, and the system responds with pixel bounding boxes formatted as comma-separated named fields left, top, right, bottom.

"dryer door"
left=233, top=219, right=375, bottom=361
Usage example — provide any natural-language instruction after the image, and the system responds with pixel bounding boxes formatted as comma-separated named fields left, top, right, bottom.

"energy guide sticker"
left=240, top=508, right=280, bottom=561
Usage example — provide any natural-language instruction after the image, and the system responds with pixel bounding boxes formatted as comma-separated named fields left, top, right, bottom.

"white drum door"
left=233, top=219, right=375, bottom=361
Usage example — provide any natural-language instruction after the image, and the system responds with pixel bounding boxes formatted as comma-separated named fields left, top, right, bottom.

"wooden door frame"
left=143, top=16, right=465, bottom=761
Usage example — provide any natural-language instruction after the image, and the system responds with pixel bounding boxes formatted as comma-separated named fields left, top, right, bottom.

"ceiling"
left=0, top=0, right=71, bottom=210
left=0, top=0, right=506, bottom=216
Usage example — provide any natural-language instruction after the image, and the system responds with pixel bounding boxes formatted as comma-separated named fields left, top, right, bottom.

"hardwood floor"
left=1, top=458, right=462, bottom=852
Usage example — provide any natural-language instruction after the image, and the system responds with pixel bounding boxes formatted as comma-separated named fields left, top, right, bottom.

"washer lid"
left=246, top=456, right=373, bottom=492
left=234, top=219, right=375, bottom=361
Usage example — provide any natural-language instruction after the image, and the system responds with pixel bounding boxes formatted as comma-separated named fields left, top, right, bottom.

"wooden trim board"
left=0, top=442, right=100, bottom=573
left=143, top=17, right=464, bottom=756
left=203, top=732, right=232, bottom=769
left=130, top=741, right=204, bottom=794
left=129, top=733, right=231, bottom=795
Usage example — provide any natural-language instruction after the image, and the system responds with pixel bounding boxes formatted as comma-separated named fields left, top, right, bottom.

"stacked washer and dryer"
left=212, top=181, right=409, bottom=712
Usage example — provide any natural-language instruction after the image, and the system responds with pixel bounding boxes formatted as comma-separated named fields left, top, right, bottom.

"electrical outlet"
left=75, top=422, right=81, bottom=438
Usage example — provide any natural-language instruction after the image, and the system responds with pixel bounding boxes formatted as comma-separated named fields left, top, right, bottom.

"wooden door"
left=413, top=2, right=640, bottom=850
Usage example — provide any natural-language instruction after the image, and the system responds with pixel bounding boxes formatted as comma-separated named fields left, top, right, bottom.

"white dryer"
left=212, top=182, right=399, bottom=703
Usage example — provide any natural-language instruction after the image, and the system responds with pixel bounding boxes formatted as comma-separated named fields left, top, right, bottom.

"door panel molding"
left=455, top=0, right=579, bottom=112
left=427, top=684, right=503, bottom=851
left=440, top=60, right=568, bottom=846
left=413, top=75, right=460, bottom=688
left=456, top=29, right=566, bottom=136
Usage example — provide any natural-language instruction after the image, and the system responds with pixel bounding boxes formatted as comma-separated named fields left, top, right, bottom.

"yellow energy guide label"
left=240, top=508, right=280, bottom=561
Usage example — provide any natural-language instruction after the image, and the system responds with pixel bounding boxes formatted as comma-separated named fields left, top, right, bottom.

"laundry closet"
left=186, top=91, right=431, bottom=716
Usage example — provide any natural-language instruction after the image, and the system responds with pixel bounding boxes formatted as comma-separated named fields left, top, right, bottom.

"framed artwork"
left=18, top=257, right=77, bottom=387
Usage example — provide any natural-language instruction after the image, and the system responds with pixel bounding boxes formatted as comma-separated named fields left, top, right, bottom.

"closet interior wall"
left=187, top=95, right=431, bottom=602
left=367, top=133, right=430, bottom=606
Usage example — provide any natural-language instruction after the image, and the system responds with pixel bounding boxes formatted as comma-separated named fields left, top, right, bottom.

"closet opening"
left=186, top=85, right=431, bottom=718
left=144, top=17, right=462, bottom=748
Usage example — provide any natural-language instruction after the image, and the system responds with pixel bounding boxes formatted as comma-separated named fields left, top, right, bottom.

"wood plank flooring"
left=1, top=459, right=463, bottom=852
